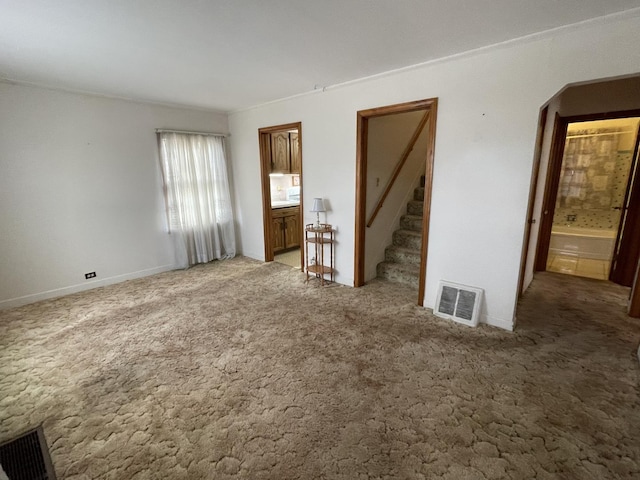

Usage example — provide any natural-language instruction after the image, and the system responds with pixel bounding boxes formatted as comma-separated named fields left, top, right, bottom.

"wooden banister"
left=366, top=110, right=430, bottom=228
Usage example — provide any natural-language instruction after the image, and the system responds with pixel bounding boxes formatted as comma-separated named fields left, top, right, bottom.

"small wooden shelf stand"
left=305, top=223, right=335, bottom=285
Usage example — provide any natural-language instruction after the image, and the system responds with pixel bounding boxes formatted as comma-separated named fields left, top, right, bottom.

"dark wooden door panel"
left=610, top=124, right=640, bottom=286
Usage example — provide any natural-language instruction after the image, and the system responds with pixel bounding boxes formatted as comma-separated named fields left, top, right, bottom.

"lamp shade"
left=310, top=198, right=326, bottom=213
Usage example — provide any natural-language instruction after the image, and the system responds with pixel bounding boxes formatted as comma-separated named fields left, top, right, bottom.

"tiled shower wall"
left=553, top=125, right=635, bottom=230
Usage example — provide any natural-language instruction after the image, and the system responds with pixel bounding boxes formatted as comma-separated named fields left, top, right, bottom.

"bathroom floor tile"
left=576, top=258, right=608, bottom=280
left=546, top=255, right=612, bottom=281
left=549, top=255, right=578, bottom=275
left=575, top=270, right=607, bottom=280
left=577, top=258, right=604, bottom=268
left=546, top=255, right=556, bottom=270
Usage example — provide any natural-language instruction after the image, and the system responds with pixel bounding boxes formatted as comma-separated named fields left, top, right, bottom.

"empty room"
left=1, top=1, right=640, bottom=479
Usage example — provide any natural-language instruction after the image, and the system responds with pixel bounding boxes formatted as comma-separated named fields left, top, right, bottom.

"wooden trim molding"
left=418, top=100, right=438, bottom=307
left=630, top=263, right=640, bottom=317
left=354, top=98, right=438, bottom=308
left=258, top=122, right=302, bottom=135
left=297, top=125, right=304, bottom=269
left=259, top=131, right=274, bottom=262
left=357, top=98, right=436, bottom=118
left=354, top=113, right=368, bottom=287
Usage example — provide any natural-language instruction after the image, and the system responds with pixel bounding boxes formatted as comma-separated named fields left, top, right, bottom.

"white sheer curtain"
left=158, top=132, right=236, bottom=268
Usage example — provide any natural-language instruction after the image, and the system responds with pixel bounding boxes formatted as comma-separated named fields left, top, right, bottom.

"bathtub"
left=549, top=225, right=617, bottom=261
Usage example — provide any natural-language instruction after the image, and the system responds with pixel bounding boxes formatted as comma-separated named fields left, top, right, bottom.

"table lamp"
left=311, top=198, right=326, bottom=229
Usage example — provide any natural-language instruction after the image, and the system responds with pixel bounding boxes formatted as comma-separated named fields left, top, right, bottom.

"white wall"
left=0, top=82, right=228, bottom=308
left=229, top=13, right=640, bottom=330
left=365, top=111, right=427, bottom=281
left=559, top=76, right=640, bottom=117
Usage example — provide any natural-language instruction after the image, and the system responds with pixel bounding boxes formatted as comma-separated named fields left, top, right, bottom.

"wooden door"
left=290, top=132, right=301, bottom=174
left=518, top=105, right=548, bottom=296
left=271, top=132, right=291, bottom=173
left=610, top=126, right=640, bottom=286
left=534, top=114, right=568, bottom=271
left=272, top=217, right=285, bottom=252
left=284, top=212, right=301, bottom=249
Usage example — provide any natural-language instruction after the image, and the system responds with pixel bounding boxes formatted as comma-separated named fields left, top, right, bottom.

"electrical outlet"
left=85, top=272, right=96, bottom=279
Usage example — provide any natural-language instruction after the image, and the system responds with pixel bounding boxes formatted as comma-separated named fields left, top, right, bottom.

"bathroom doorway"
left=258, top=122, right=304, bottom=269
left=537, top=116, right=640, bottom=285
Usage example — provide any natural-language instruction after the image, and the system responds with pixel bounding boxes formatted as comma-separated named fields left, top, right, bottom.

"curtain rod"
left=156, top=128, right=229, bottom=137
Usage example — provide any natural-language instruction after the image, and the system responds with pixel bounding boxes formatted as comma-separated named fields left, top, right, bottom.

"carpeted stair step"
left=414, top=187, right=425, bottom=202
left=407, top=200, right=424, bottom=216
left=392, top=229, right=422, bottom=250
left=377, top=261, right=420, bottom=288
left=385, top=245, right=421, bottom=267
left=400, top=214, right=423, bottom=232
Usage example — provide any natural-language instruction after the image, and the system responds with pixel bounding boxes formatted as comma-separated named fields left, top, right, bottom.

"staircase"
left=376, top=180, right=424, bottom=287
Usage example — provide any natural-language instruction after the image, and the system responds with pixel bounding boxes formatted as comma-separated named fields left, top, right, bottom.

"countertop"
left=271, top=200, right=300, bottom=208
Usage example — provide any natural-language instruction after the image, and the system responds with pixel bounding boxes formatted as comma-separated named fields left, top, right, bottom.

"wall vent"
left=0, top=425, right=57, bottom=480
left=434, top=281, right=483, bottom=327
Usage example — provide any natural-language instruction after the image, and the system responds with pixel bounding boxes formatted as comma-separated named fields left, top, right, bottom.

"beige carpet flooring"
left=1, top=258, right=639, bottom=479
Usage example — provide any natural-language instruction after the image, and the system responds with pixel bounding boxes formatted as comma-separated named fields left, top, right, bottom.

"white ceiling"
left=2, top=0, right=640, bottom=112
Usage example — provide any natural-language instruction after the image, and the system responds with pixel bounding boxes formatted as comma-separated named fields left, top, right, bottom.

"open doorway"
left=535, top=113, right=640, bottom=287
left=541, top=117, right=640, bottom=282
left=258, top=122, right=303, bottom=269
left=354, top=98, right=438, bottom=306
left=519, top=75, right=640, bottom=319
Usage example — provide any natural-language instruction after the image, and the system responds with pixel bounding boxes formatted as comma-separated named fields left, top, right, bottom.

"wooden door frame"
left=532, top=109, right=640, bottom=318
left=258, top=122, right=303, bottom=266
left=354, top=97, right=438, bottom=307
left=517, top=105, right=549, bottom=296
left=630, top=264, right=640, bottom=317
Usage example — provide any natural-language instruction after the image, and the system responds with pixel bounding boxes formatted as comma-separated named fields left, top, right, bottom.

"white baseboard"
left=0, top=264, right=177, bottom=310
left=480, top=314, right=514, bottom=331
left=423, top=304, right=514, bottom=331
left=242, top=250, right=265, bottom=262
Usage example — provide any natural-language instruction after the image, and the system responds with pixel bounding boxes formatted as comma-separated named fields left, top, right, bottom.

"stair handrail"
left=366, top=110, right=430, bottom=228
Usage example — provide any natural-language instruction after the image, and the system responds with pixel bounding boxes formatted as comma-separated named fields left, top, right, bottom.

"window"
left=158, top=132, right=236, bottom=266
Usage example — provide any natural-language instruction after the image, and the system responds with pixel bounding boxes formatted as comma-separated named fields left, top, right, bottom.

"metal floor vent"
left=0, top=426, right=56, bottom=480
left=434, top=281, right=483, bottom=327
